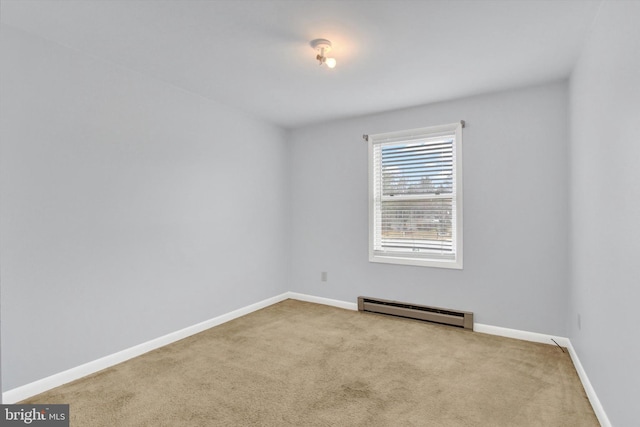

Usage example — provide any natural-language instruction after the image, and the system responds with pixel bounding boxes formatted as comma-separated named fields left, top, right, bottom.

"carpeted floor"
left=23, top=299, right=599, bottom=426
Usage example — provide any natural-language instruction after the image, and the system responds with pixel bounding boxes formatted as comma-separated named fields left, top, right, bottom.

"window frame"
left=368, top=122, right=463, bottom=269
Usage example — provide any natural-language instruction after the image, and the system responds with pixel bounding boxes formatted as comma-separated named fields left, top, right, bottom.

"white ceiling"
left=1, top=0, right=602, bottom=129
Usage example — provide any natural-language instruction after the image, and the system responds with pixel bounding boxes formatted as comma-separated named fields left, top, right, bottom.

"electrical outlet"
left=321, top=272, right=327, bottom=282
left=577, top=313, right=581, bottom=330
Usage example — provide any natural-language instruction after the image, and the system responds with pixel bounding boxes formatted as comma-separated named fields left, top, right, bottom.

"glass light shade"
left=325, top=57, right=337, bottom=68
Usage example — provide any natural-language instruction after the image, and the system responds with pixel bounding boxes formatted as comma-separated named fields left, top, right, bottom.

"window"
left=368, top=122, right=463, bottom=269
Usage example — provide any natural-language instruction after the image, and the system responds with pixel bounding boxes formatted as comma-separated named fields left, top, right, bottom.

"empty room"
left=1, top=0, right=638, bottom=425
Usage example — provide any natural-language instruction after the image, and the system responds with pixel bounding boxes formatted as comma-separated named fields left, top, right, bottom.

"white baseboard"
left=473, top=323, right=570, bottom=347
left=2, top=292, right=290, bottom=404
left=285, top=292, right=358, bottom=311
left=565, top=340, right=611, bottom=427
left=2, top=291, right=610, bottom=427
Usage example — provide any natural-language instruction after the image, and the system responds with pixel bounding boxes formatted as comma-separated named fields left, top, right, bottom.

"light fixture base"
left=310, top=38, right=332, bottom=53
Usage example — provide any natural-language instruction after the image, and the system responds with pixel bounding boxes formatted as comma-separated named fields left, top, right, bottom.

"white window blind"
left=368, top=122, right=463, bottom=269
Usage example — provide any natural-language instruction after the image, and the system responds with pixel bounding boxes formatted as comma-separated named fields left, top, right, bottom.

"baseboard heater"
left=357, top=296, right=474, bottom=330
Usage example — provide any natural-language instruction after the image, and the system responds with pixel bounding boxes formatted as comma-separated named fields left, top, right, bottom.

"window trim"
left=368, top=122, right=463, bottom=269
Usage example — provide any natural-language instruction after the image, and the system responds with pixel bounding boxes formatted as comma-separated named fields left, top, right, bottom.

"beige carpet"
left=23, top=299, right=598, bottom=426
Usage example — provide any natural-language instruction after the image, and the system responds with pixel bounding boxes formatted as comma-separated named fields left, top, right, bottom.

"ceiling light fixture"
left=310, top=39, right=337, bottom=69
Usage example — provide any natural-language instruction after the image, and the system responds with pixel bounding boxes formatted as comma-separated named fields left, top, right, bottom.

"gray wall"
left=0, top=26, right=289, bottom=391
left=289, top=81, right=570, bottom=336
left=568, top=1, right=640, bottom=425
